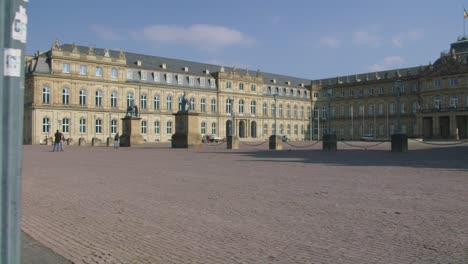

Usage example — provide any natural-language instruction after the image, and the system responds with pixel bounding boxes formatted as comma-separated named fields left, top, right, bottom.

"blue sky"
left=26, top=0, right=467, bottom=79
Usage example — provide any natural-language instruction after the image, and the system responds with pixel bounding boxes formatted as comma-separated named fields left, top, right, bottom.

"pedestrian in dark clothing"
left=53, top=130, right=61, bottom=152
left=114, top=133, right=119, bottom=149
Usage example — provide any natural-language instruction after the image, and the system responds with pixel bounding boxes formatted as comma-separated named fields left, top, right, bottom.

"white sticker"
left=4, top=48, right=22, bottom=77
left=12, top=6, right=27, bottom=43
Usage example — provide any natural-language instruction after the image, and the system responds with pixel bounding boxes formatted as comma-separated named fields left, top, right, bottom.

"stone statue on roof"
left=52, top=39, right=61, bottom=50
left=72, top=42, right=78, bottom=53
left=119, top=48, right=126, bottom=60
left=88, top=45, right=94, bottom=55
left=104, top=48, right=110, bottom=57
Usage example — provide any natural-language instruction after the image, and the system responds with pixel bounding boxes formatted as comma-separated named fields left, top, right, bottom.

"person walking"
left=53, top=130, right=61, bottom=152
left=114, top=132, right=119, bottom=149
left=59, top=131, right=65, bottom=151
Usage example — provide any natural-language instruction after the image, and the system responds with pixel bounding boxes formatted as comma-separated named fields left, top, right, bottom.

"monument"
left=119, top=103, right=143, bottom=147
left=171, top=92, right=202, bottom=148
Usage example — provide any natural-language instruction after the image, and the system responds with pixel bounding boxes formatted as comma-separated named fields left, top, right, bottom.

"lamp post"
left=273, top=93, right=278, bottom=136
left=327, top=89, right=333, bottom=134
left=396, top=80, right=402, bottom=133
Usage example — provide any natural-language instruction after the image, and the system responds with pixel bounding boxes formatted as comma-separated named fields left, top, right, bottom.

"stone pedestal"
left=171, top=112, right=202, bottom=148
left=391, top=133, right=408, bottom=152
left=322, top=134, right=337, bottom=151
left=106, top=137, right=112, bottom=147
left=120, top=117, right=144, bottom=147
left=66, top=138, right=74, bottom=146
left=227, top=136, right=239, bottom=149
left=78, top=137, right=85, bottom=146
left=269, top=135, right=283, bottom=150
left=91, top=137, right=99, bottom=146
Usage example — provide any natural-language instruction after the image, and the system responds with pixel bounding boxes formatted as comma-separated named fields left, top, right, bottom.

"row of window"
left=313, top=102, right=420, bottom=119
left=62, top=63, right=118, bottom=78
left=128, top=70, right=216, bottom=88
left=225, top=82, right=257, bottom=92
left=264, top=86, right=309, bottom=98
left=41, top=87, right=311, bottom=117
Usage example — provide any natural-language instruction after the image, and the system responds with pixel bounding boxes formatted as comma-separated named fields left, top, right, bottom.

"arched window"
left=42, top=87, right=50, bottom=104
left=279, top=104, right=283, bottom=117
left=239, top=83, right=244, bottom=90
left=286, top=104, right=290, bottom=117
left=280, top=124, right=284, bottom=135
left=294, top=124, right=298, bottom=135
left=79, top=118, right=86, bottom=134
left=79, top=89, right=86, bottom=106
left=141, top=94, right=147, bottom=110
left=95, top=90, right=102, bottom=107
left=95, top=119, right=102, bottom=134
left=226, top=99, right=232, bottom=113
left=211, top=122, right=217, bottom=134
left=127, top=92, right=134, bottom=108
left=226, top=81, right=232, bottom=89
left=110, top=91, right=117, bottom=108
left=166, top=121, right=172, bottom=134
left=287, top=124, right=291, bottom=135
left=201, top=122, right=206, bottom=134
left=111, top=119, right=117, bottom=134
left=189, top=98, right=195, bottom=111
left=178, top=96, right=183, bottom=111
left=211, top=99, right=216, bottom=112
left=154, top=95, right=160, bottom=110
left=200, top=98, right=206, bottom=112
left=166, top=96, right=172, bottom=111
left=238, top=99, right=244, bottom=113
left=294, top=105, right=298, bottom=118
left=263, top=103, right=268, bottom=116
left=62, top=88, right=69, bottom=105
left=250, top=100, right=256, bottom=115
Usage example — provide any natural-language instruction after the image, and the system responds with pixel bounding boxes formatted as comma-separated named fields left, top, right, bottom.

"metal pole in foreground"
left=396, top=80, right=402, bottom=133
left=1, top=1, right=28, bottom=263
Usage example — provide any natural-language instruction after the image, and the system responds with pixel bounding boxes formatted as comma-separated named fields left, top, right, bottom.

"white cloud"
left=368, top=56, right=405, bottom=72
left=319, top=36, right=340, bottom=48
left=352, top=30, right=381, bottom=47
left=391, top=30, right=424, bottom=48
left=90, top=24, right=122, bottom=41
left=135, top=24, right=255, bottom=51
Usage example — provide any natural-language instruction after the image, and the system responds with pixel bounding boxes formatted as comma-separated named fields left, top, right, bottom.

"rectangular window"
left=42, top=117, right=50, bottom=133
left=166, top=121, right=172, bottom=134
left=141, top=94, right=147, bottom=110
left=211, top=122, right=216, bottom=134
left=200, top=77, right=205, bottom=86
left=111, top=120, right=117, bottom=134
left=166, top=74, right=172, bottom=83
left=210, top=79, right=216, bottom=88
left=189, top=76, right=194, bottom=86
left=95, top=119, right=102, bottom=134
left=412, top=84, right=417, bottom=92
left=111, top=68, right=118, bottom=78
left=434, top=79, right=441, bottom=87
left=79, top=119, right=86, bottom=134
left=62, top=63, right=70, bottom=73
left=154, top=121, right=160, bottom=134
left=80, top=65, right=87, bottom=75
left=154, top=96, right=160, bottom=110
left=251, top=84, right=256, bottom=91
left=239, top=83, right=244, bottom=91
left=127, top=70, right=133, bottom=79
left=450, top=78, right=458, bottom=87
left=211, top=99, right=216, bottom=113
left=141, top=71, right=147, bottom=80
left=141, top=121, right=147, bottom=134
left=96, top=67, right=103, bottom=77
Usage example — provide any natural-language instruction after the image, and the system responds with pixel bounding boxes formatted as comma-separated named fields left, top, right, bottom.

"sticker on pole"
left=4, top=48, right=22, bottom=77
left=12, top=6, right=28, bottom=43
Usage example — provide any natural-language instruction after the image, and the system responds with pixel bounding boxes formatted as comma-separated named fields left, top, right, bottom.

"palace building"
left=23, top=38, right=468, bottom=145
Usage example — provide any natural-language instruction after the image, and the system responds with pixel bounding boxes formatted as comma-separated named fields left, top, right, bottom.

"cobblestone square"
left=21, top=142, right=468, bottom=263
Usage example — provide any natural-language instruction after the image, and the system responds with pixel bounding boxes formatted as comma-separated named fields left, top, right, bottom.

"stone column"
left=432, top=116, right=439, bottom=137
left=449, top=115, right=457, bottom=139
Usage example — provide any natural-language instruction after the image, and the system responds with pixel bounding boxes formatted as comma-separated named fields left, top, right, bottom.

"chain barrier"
left=409, top=138, right=468, bottom=146
left=340, top=141, right=388, bottom=149
left=283, top=140, right=322, bottom=149
left=239, top=140, right=269, bottom=147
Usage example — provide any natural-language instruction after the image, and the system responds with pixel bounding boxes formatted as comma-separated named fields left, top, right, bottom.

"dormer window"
left=184, top=67, right=189, bottom=72
left=141, top=71, right=147, bottom=80
left=153, top=72, right=160, bottom=82
left=166, top=73, right=172, bottom=83
left=286, top=81, right=291, bottom=85
left=199, top=77, right=205, bottom=86
left=205, top=69, right=210, bottom=75
left=177, top=75, right=183, bottom=85
left=272, top=79, right=276, bottom=84
left=136, top=60, right=142, bottom=66
left=189, top=76, right=195, bottom=86
left=126, top=70, right=133, bottom=79
left=161, top=64, right=166, bottom=69
left=210, top=79, right=216, bottom=88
